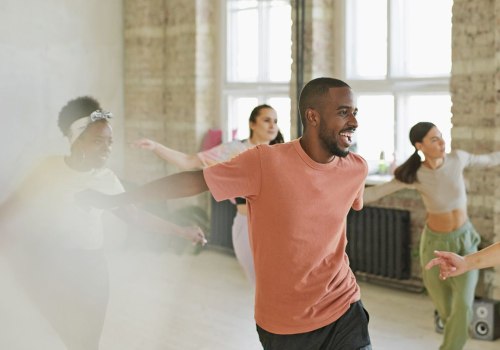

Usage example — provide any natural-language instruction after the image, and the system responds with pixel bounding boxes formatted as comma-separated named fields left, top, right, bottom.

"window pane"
left=267, top=97, right=291, bottom=142
left=224, top=1, right=291, bottom=144
left=355, top=95, right=394, bottom=174
left=227, top=5, right=258, bottom=81
left=228, top=97, right=258, bottom=140
left=228, top=0, right=257, bottom=10
left=268, top=2, right=292, bottom=82
left=393, top=0, right=452, bottom=76
left=399, top=94, right=452, bottom=160
left=347, top=0, right=387, bottom=78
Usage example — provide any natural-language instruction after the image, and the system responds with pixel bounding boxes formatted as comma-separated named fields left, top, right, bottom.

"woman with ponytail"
left=364, top=121, right=500, bottom=350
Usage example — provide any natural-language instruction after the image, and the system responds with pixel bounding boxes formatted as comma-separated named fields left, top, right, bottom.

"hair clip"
left=90, top=110, right=113, bottom=122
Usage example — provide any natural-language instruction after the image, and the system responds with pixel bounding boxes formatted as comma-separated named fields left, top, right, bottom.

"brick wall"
left=451, top=0, right=500, bottom=299
left=124, top=0, right=218, bottom=214
left=124, top=0, right=168, bottom=184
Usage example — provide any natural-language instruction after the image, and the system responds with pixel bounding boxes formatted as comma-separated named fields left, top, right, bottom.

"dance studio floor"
left=1, top=238, right=499, bottom=350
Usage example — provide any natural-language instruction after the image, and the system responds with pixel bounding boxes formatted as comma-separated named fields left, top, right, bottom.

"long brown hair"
left=248, top=104, right=284, bottom=144
left=394, top=122, right=435, bottom=184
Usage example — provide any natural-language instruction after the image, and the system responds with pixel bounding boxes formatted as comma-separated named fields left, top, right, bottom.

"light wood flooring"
left=1, top=238, right=500, bottom=350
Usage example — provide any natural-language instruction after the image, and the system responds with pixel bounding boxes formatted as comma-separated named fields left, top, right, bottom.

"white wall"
left=0, top=0, right=124, bottom=201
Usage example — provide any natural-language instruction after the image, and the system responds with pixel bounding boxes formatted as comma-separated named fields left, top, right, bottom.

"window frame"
left=344, top=0, right=451, bottom=167
left=221, top=0, right=292, bottom=142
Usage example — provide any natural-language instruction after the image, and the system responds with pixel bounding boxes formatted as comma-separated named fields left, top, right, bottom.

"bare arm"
left=112, top=205, right=207, bottom=245
left=133, top=138, right=203, bottom=170
left=78, top=170, right=209, bottom=209
left=425, top=242, right=500, bottom=279
left=363, top=178, right=410, bottom=203
left=463, top=242, right=500, bottom=269
left=459, top=149, right=500, bottom=168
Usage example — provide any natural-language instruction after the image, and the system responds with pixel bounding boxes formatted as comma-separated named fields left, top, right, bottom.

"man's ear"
left=305, top=108, right=319, bottom=127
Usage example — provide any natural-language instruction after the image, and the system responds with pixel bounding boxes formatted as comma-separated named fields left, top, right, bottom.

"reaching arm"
left=77, top=170, right=209, bottom=210
left=363, top=178, right=410, bottom=204
left=425, top=242, right=500, bottom=279
left=112, top=205, right=207, bottom=246
left=133, top=138, right=203, bottom=170
left=458, top=149, right=500, bottom=168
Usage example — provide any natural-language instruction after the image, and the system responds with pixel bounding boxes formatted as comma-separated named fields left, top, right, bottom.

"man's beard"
left=318, top=123, right=350, bottom=158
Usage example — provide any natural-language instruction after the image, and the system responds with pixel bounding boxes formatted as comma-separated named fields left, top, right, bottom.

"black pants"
left=257, top=300, right=371, bottom=350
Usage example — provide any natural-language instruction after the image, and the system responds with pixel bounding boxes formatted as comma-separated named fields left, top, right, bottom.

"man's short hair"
left=298, top=78, right=351, bottom=128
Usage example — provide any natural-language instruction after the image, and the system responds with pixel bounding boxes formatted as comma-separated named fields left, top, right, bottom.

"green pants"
left=419, top=221, right=480, bottom=350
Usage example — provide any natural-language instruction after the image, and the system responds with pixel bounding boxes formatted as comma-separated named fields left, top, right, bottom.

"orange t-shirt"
left=203, top=139, right=368, bottom=334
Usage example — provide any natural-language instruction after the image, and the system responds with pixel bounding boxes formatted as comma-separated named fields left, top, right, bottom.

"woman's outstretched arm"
left=425, top=242, right=500, bottom=279
left=363, top=178, right=410, bottom=204
left=133, top=138, right=203, bottom=170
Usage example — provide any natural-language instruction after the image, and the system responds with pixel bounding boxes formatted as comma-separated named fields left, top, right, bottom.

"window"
left=345, top=0, right=452, bottom=174
left=224, top=0, right=292, bottom=142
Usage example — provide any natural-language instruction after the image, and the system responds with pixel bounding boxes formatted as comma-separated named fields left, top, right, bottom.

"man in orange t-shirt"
left=82, top=77, right=371, bottom=349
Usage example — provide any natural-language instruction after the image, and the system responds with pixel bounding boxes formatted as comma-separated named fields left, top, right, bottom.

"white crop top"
left=364, top=150, right=500, bottom=213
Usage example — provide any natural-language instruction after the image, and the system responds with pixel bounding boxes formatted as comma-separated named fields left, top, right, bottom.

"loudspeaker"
left=470, top=299, right=500, bottom=341
left=434, top=299, right=500, bottom=341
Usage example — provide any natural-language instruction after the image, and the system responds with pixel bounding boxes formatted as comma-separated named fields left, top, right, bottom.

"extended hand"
left=132, top=138, right=156, bottom=151
left=184, top=226, right=207, bottom=246
left=425, top=250, right=465, bottom=280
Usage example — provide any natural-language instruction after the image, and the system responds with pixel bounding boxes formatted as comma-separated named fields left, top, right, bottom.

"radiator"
left=209, top=196, right=236, bottom=251
left=209, top=200, right=412, bottom=280
left=346, top=206, right=411, bottom=280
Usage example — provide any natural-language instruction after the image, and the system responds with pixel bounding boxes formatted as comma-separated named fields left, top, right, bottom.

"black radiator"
left=346, top=206, right=411, bottom=280
left=209, top=200, right=412, bottom=280
left=209, top=195, right=236, bottom=251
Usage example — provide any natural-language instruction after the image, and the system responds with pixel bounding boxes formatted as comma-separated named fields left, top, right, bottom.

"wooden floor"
left=1, top=239, right=500, bottom=350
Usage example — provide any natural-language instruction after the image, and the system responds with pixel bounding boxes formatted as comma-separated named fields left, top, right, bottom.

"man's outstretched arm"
left=79, top=170, right=208, bottom=209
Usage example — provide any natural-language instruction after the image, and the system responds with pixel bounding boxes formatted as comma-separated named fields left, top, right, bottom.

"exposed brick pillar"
left=124, top=0, right=168, bottom=184
left=451, top=0, right=500, bottom=299
left=124, top=0, right=218, bottom=213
